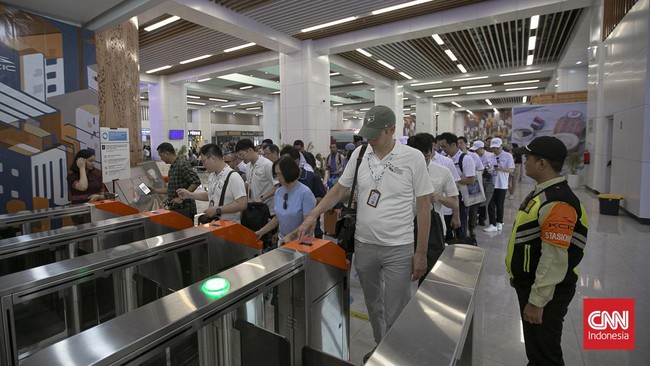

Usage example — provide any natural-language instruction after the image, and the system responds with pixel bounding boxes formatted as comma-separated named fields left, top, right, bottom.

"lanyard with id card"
left=366, top=152, right=395, bottom=208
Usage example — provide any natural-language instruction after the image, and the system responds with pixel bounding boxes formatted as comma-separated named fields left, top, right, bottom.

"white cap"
left=490, top=137, right=503, bottom=148
left=470, top=140, right=484, bottom=151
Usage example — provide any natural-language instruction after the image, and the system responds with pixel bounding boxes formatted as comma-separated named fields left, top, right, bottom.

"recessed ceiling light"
left=224, top=43, right=256, bottom=53
left=444, top=50, right=457, bottom=61
left=332, top=103, right=344, bottom=106
left=506, top=86, right=538, bottom=91
left=457, top=64, right=468, bottom=73
left=402, top=97, right=408, bottom=100
left=144, top=16, right=180, bottom=32
left=460, top=84, right=492, bottom=89
left=503, top=79, right=540, bottom=85
left=240, top=85, right=253, bottom=90
left=452, top=76, right=488, bottom=82
left=246, top=107, right=261, bottom=110
left=139, top=96, right=145, bottom=99
left=187, top=101, right=206, bottom=106
left=330, top=72, right=341, bottom=76
left=187, top=95, right=200, bottom=99
left=576, top=61, right=582, bottom=65
left=424, top=88, right=452, bottom=93
left=399, top=72, right=413, bottom=80
left=240, top=101, right=257, bottom=106
left=526, top=54, right=534, bottom=65
left=523, top=96, right=528, bottom=103
left=197, top=77, right=212, bottom=82
left=411, top=81, right=442, bottom=86
left=432, top=34, right=444, bottom=45
left=530, top=15, right=540, bottom=30
left=352, top=80, right=364, bottom=84
left=372, top=0, right=432, bottom=15
left=221, top=104, right=236, bottom=108
left=145, top=65, right=171, bottom=74
left=180, top=54, right=212, bottom=64
left=493, top=108, right=499, bottom=113
left=466, top=90, right=495, bottom=95
left=499, top=70, right=541, bottom=77
left=356, top=48, right=372, bottom=57
left=301, top=16, right=358, bottom=32
left=451, top=102, right=462, bottom=108
left=485, top=99, right=492, bottom=105
left=209, top=98, right=228, bottom=102
left=271, top=91, right=281, bottom=94
left=360, top=108, right=371, bottom=111
left=466, top=110, right=473, bottom=114
left=432, top=93, right=459, bottom=97
left=528, top=36, right=536, bottom=51
left=377, top=60, right=395, bottom=70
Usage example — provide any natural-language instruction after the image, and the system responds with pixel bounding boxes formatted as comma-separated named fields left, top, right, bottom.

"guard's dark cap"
left=514, top=136, right=567, bottom=162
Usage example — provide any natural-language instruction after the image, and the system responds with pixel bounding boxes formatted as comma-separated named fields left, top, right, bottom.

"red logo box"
left=583, top=298, right=635, bottom=350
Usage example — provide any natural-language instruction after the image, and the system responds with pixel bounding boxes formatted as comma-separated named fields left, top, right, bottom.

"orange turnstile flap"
left=91, top=200, right=139, bottom=216
left=140, top=209, right=193, bottom=230
left=284, top=237, right=347, bottom=271
left=196, top=220, right=263, bottom=250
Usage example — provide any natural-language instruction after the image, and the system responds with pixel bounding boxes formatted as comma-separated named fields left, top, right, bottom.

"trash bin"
left=598, top=194, right=623, bottom=215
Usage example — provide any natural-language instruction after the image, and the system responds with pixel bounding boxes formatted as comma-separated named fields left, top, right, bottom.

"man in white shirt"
left=408, top=134, right=459, bottom=285
left=438, top=132, right=476, bottom=242
left=484, top=137, right=515, bottom=232
left=235, top=138, right=278, bottom=214
left=471, top=140, right=495, bottom=226
left=177, top=144, right=247, bottom=223
left=426, top=134, right=461, bottom=237
left=292, top=106, right=433, bottom=363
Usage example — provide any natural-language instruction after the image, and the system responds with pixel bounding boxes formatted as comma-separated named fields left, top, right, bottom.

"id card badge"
left=367, top=189, right=381, bottom=208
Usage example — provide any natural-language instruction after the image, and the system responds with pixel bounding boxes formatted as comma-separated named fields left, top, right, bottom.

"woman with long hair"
left=67, top=149, right=105, bottom=204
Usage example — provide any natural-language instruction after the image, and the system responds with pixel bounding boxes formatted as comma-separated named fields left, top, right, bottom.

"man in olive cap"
left=507, top=136, right=589, bottom=365
left=291, top=105, right=433, bottom=363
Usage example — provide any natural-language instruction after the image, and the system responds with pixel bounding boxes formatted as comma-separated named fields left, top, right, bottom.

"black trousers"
left=488, top=188, right=507, bottom=225
left=514, top=282, right=575, bottom=366
left=414, top=209, right=446, bottom=286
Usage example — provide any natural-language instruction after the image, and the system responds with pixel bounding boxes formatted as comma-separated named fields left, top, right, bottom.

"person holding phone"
left=67, top=149, right=106, bottom=204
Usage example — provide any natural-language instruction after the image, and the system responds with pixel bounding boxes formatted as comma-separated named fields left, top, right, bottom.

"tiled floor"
left=346, top=183, right=650, bottom=365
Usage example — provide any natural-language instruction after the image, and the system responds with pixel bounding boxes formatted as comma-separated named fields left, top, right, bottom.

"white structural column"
left=148, top=76, right=187, bottom=159
left=279, top=41, right=330, bottom=155
left=415, top=98, right=435, bottom=135
left=375, top=81, right=404, bottom=138
left=262, top=95, right=280, bottom=145
left=198, top=109, right=212, bottom=146
left=437, top=104, right=454, bottom=135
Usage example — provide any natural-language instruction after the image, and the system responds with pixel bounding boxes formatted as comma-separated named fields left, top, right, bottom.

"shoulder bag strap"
left=348, top=144, right=368, bottom=209
left=458, top=152, right=466, bottom=175
left=218, top=171, right=235, bottom=207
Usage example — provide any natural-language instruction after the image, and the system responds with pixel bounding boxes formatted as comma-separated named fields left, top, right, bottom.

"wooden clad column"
left=96, top=17, right=142, bottom=165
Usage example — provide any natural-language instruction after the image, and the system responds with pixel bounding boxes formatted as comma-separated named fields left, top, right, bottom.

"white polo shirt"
left=428, top=161, right=459, bottom=234
left=493, top=150, right=515, bottom=189
left=246, top=155, right=279, bottom=214
left=478, top=151, right=496, bottom=172
left=451, top=149, right=476, bottom=179
left=468, top=151, right=484, bottom=171
left=338, top=141, right=434, bottom=246
left=432, top=152, right=460, bottom=216
left=207, top=165, right=247, bottom=223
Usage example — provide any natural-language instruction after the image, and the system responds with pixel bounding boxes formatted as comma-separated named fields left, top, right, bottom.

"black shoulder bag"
left=198, top=171, right=234, bottom=224
left=335, top=144, right=368, bottom=254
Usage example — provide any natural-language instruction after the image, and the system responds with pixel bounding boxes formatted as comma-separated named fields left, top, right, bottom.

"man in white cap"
left=471, top=140, right=496, bottom=226
left=484, top=137, right=514, bottom=232
left=291, top=105, right=433, bottom=363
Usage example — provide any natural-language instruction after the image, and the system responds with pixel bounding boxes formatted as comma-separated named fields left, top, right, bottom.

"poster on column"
left=100, top=127, right=131, bottom=182
left=511, top=103, right=587, bottom=153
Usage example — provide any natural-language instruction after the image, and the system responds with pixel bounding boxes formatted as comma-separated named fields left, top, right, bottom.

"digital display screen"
left=169, top=129, right=184, bottom=140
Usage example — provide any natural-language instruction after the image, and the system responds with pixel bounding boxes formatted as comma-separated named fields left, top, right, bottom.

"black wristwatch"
left=215, top=207, right=222, bottom=217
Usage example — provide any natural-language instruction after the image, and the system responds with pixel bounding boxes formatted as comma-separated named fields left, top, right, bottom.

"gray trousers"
left=354, top=240, right=414, bottom=343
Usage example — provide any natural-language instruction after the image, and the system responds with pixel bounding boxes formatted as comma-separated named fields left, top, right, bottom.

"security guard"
left=506, top=136, right=588, bottom=366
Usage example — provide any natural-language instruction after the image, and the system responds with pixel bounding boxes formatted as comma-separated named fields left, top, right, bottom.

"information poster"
left=100, top=127, right=131, bottom=182
left=511, top=103, right=587, bottom=152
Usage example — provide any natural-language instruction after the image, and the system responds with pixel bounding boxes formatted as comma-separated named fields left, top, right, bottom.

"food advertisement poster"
left=511, top=102, right=587, bottom=159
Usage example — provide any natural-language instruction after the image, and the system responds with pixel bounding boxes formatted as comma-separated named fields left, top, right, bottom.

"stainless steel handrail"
left=366, top=244, right=486, bottom=366
left=0, top=204, right=91, bottom=229
left=21, top=248, right=305, bottom=366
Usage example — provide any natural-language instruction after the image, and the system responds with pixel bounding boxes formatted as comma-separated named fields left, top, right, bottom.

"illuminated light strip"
left=411, top=81, right=442, bottom=86
left=451, top=102, right=462, bottom=108
left=224, top=43, right=256, bottom=53
left=209, top=98, right=228, bottom=102
left=530, top=15, right=540, bottom=30
left=424, top=88, right=452, bottom=93
left=221, top=104, right=236, bottom=108
left=372, top=0, right=432, bottom=15
left=301, top=16, right=358, bottom=32
left=485, top=99, right=492, bottom=105
left=180, top=54, right=212, bottom=64
left=246, top=107, right=261, bottom=110
left=460, top=84, right=492, bottom=89
left=506, top=86, right=538, bottom=91
left=503, top=79, right=540, bottom=85
left=457, top=64, right=467, bottom=73
left=444, top=49, right=457, bottom=61
left=432, top=93, right=459, bottom=97
left=499, top=70, right=541, bottom=77
left=187, top=95, right=200, bottom=99
left=144, top=16, right=180, bottom=32
left=145, top=65, right=171, bottom=74
left=432, top=34, right=444, bottom=45
left=452, top=76, right=488, bottom=82
left=356, top=48, right=372, bottom=57
left=197, top=78, right=212, bottom=82
left=377, top=60, right=395, bottom=70
left=526, top=55, right=534, bottom=66
left=239, top=86, right=253, bottom=90
left=187, top=101, right=206, bottom=106
left=399, top=72, right=413, bottom=80
left=466, top=90, right=495, bottom=95
left=240, top=102, right=257, bottom=106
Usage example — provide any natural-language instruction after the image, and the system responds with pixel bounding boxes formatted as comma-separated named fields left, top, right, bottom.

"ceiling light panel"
left=356, top=48, right=372, bottom=57
left=377, top=60, right=395, bottom=70
left=505, top=86, right=538, bottom=91
left=452, top=76, right=488, bottom=82
left=444, top=49, right=458, bottom=61
left=432, top=34, right=444, bottom=45
left=372, top=0, right=433, bottom=15
left=145, top=65, right=171, bottom=74
left=209, top=98, right=228, bottom=102
left=224, top=43, right=256, bottom=53
left=499, top=70, right=541, bottom=77
left=180, top=54, right=212, bottom=64
left=460, top=84, right=492, bottom=89
left=411, top=81, right=442, bottom=86
left=424, top=88, right=452, bottom=93
left=301, top=16, right=358, bottom=32
left=466, top=90, right=495, bottom=95
left=432, top=93, right=459, bottom=97
left=144, top=16, right=180, bottom=32
left=503, top=79, right=540, bottom=85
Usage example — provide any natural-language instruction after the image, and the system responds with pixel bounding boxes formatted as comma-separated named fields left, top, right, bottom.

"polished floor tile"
left=348, top=184, right=649, bottom=365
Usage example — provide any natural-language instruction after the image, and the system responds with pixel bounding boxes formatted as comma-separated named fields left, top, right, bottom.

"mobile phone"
left=105, top=192, right=118, bottom=199
left=138, top=182, right=151, bottom=195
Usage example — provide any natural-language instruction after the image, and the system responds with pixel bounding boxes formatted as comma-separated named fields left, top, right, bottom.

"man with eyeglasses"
left=235, top=138, right=278, bottom=214
left=177, top=144, right=247, bottom=222
left=224, top=152, right=246, bottom=182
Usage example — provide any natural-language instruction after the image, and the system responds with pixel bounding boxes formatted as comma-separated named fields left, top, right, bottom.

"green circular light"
left=202, top=277, right=230, bottom=297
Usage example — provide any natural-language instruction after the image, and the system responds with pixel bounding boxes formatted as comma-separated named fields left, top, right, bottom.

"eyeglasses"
left=275, top=171, right=283, bottom=178
left=283, top=192, right=288, bottom=210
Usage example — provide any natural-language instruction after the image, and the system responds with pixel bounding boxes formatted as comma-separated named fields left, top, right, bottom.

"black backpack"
left=241, top=202, right=271, bottom=232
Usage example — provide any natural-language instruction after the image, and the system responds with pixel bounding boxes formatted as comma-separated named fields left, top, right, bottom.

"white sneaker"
left=508, top=195, right=514, bottom=200
left=483, top=224, right=498, bottom=232
left=496, top=223, right=503, bottom=231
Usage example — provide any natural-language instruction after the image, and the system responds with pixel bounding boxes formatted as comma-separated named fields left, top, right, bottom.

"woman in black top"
left=67, top=149, right=105, bottom=204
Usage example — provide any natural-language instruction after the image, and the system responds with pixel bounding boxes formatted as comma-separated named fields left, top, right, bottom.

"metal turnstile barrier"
left=21, top=238, right=350, bottom=366
left=366, top=244, right=486, bottom=366
left=0, top=200, right=138, bottom=236
left=0, top=209, right=193, bottom=276
left=0, top=220, right=261, bottom=366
